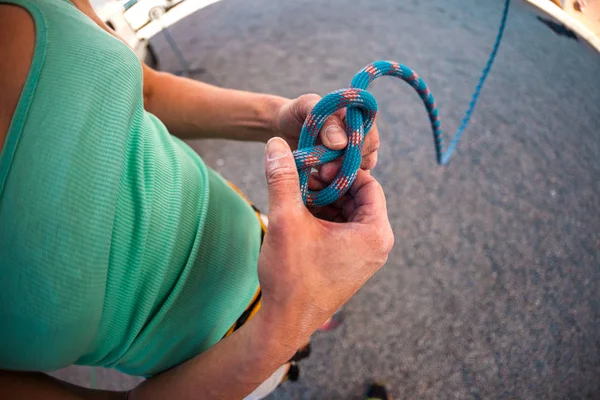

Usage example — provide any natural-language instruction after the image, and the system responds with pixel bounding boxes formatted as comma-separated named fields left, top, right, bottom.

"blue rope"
left=441, top=0, right=511, bottom=165
left=293, top=0, right=511, bottom=206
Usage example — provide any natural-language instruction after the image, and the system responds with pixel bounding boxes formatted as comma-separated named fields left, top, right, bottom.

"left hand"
left=273, top=94, right=380, bottom=171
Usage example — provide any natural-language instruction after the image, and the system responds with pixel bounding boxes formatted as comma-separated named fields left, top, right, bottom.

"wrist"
left=258, top=94, right=289, bottom=142
left=251, top=308, right=309, bottom=359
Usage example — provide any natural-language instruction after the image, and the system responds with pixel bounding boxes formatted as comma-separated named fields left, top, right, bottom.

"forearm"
left=131, top=312, right=298, bottom=400
left=145, top=70, right=288, bottom=142
left=67, top=1, right=286, bottom=143
left=130, top=313, right=298, bottom=400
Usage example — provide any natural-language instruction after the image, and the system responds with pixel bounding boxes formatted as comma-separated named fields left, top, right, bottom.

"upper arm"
left=0, top=370, right=128, bottom=400
left=69, top=0, right=160, bottom=106
left=0, top=4, right=35, bottom=150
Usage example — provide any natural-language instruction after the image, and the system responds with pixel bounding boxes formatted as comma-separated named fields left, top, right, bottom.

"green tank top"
left=0, top=0, right=261, bottom=376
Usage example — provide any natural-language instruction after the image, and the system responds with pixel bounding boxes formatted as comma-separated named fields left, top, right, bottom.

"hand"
left=256, top=138, right=394, bottom=350
left=273, top=94, right=380, bottom=171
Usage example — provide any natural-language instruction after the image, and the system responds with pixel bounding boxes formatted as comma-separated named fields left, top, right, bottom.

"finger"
left=347, top=170, right=388, bottom=224
left=343, top=200, right=356, bottom=221
left=311, top=205, right=344, bottom=222
left=348, top=170, right=395, bottom=254
left=333, top=215, right=346, bottom=223
left=308, top=171, right=327, bottom=191
left=309, top=172, right=351, bottom=222
left=309, top=173, right=350, bottom=221
left=360, top=123, right=380, bottom=169
left=319, top=110, right=347, bottom=150
left=277, top=94, right=322, bottom=149
left=360, top=152, right=378, bottom=170
left=362, top=123, right=380, bottom=155
left=290, top=93, right=322, bottom=126
left=318, top=159, right=343, bottom=183
left=264, top=137, right=304, bottom=217
left=331, top=192, right=353, bottom=211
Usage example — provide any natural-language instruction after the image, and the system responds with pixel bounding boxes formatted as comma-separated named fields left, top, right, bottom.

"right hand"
left=256, top=137, right=394, bottom=351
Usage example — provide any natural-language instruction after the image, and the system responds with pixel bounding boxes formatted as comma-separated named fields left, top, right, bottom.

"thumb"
left=264, top=137, right=303, bottom=215
left=320, top=111, right=347, bottom=151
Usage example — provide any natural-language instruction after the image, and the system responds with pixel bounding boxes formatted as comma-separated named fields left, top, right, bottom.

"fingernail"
left=325, top=126, right=346, bottom=146
left=266, top=137, right=289, bottom=161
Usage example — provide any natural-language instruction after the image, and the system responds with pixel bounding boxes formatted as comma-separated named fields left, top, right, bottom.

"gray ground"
left=53, top=0, right=600, bottom=398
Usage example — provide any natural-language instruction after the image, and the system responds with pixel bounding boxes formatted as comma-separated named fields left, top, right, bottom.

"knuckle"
left=356, top=225, right=394, bottom=264
left=327, top=114, right=343, bottom=125
left=361, top=154, right=378, bottom=170
left=298, top=93, right=321, bottom=106
left=382, top=230, right=395, bottom=254
left=269, top=206, right=305, bottom=235
left=372, top=136, right=380, bottom=150
left=267, top=163, right=297, bottom=183
left=365, top=135, right=380, bottom=153
left=292, top=94, right=322, bottom=121
left=268, top=212, right=293, bottom=232
left=335, top=108, right=347, bottom=120
left=372, top=225, right=394, bottom=257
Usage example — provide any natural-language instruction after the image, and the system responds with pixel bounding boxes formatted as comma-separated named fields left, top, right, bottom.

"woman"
left=0, top=0, right=394, bottom=398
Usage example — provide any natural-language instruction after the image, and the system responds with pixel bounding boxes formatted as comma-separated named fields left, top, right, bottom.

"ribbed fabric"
left=0, top=0, right=261, bottom=376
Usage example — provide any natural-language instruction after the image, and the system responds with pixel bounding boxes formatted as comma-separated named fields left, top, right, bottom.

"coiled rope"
left=293, top=0, right=511, bottom=207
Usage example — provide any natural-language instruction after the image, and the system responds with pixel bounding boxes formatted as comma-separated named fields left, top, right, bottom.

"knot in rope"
left=292, top=61, right=442, bottom=207
left=292, top=0, right=511, bottom=207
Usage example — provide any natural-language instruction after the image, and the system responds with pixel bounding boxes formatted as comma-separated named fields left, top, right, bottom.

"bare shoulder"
left=0, top=4, right=35, bottom=152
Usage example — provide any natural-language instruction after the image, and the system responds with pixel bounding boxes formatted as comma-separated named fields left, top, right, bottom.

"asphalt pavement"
left=54, top=0, right=600, bottom=398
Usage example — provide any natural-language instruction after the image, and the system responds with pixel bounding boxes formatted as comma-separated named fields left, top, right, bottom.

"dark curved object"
left=537, top=16, right=579, bottom=40
left=145, top=42, right=159, bottom=69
